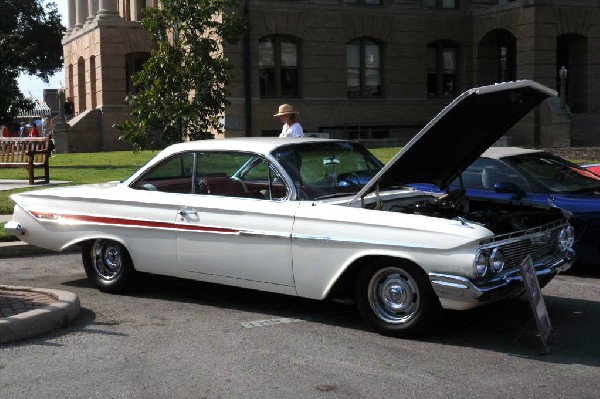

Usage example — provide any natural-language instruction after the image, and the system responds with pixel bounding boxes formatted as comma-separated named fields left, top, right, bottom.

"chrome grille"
left=481, top=220, right=566, bottom=269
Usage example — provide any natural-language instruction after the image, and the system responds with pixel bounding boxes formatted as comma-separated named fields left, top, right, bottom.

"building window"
left=424, top=0, right=456, bottom=8
left=126, top=52, right=150, bottom=95
left=428, top=42, right=458, bottom=98
left=259, top=36, right=299, bottom=97
left=77, top=57, right=85, bottom=113
left=347, top=39, right=382, bottom=99
left=90, top=56, right=97, bottom=109
left=343, top=0, right=382, bottom=4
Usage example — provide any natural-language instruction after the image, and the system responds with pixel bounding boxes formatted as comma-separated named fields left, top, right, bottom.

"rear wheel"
left=81, top=239, right=136, bottom=293
left=355, top=262, right=441, bottom=337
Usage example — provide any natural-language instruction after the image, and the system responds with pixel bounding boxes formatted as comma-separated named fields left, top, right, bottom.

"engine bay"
left=374, top=188, right=565, bottom=235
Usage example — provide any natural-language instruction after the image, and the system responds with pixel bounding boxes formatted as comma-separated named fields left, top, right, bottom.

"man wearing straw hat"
left=274, top=104, right=304, bottom=138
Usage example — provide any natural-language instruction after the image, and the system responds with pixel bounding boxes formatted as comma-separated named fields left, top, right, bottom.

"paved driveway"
left=0, top=252, right=599, bottom=398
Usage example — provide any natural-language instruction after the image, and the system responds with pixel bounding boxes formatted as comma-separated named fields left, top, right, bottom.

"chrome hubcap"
left=92, top=240, right=122, bottom=280
left=368, top=267, right=419, bottom=324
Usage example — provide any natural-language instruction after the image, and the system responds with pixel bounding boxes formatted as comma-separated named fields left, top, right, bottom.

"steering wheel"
left=338, top=172, right=361, bottom=186
left=231, top=176, right=249, bottom=193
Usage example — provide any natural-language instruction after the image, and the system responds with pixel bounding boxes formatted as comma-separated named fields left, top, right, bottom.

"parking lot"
left=0, top=252, right=598, bottom=398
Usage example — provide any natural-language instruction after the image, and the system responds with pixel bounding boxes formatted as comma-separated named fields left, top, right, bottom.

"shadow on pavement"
left=53, top=272, right=600, bottom=366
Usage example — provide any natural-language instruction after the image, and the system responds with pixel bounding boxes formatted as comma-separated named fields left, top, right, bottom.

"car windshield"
left=272, top=141, right=384, bottom=200
left=507, top=153, right=600, bottom=194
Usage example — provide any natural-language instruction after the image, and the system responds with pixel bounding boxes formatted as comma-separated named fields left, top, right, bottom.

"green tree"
left=0, top=0, right=65, bottom=123
left=118, top=0, right=246, bottom=151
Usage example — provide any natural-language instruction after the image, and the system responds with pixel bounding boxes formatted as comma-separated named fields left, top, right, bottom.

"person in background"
left=42, top=117, right=50, bottom=136
left=274, top=104, right=304, bottom=138
left=29, top=122, right=40, bottom=137
left=1, top=124, right=10, bottom=137
left=18, top=122, right=26, bottom=137
left=65, top=98, right=74, bottom=119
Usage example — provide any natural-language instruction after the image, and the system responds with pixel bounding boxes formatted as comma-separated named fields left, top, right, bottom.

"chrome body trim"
left=3, top=221, right=25, bottom=236
left=292, top=233, right=440, bottom=250
left=238, top=230, right=291, bottom=239
left=478, top=220, right=566, bottom=248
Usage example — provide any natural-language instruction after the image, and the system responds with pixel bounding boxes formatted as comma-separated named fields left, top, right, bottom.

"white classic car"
left=5, top=81, right=575, bottom=337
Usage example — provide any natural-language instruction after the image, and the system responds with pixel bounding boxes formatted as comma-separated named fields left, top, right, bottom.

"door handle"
left=178, top=210, right=199, bottom=217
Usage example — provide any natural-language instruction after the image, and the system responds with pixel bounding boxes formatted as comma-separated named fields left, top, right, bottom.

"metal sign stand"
left=518, top=255, right=555, bottom=354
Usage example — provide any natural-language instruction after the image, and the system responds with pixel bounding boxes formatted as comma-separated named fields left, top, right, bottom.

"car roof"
left=481, top=146, right=544, bottom=160
left=161, top=137, right=336, bottom=157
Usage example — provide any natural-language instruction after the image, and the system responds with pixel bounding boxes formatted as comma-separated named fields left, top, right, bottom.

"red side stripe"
left=31, top=212, right=238, bottom=234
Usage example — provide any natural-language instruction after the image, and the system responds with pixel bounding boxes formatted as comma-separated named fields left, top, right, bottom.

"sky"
left=17, top=0, right=69, bottom=100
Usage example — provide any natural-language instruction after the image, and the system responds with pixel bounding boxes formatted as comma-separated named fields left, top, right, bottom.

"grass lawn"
left=0, top=151, right=157, bottom=213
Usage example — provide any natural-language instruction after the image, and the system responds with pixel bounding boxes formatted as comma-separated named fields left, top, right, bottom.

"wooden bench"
left=0, top=137, right=52, bottom=184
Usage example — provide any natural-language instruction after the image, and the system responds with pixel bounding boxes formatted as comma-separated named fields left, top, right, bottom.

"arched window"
left=427, top=41, right=459, bottom=98
left=90, top=56, right=97, bottom=109
left=125, top=52, right=150, bottom=95
left=347, top=38, right=382, bottom=99
left=477, top=29, right=516, bottom=86
left=259, top=36, right=300, bottom=97
left=67, top=64, right=74, bottom=100
left=77, top=57, right=86, bottom=113
left=557, top=33, right=588, bottom=113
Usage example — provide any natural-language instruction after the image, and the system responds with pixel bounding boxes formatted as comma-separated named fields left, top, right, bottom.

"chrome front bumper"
left=4, top=221, right=25, bottom=236
left=429, top=251, right=574, bottom=304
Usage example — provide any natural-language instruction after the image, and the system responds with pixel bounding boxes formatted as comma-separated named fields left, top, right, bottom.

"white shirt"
left=279, top=122, right=304, bottom=138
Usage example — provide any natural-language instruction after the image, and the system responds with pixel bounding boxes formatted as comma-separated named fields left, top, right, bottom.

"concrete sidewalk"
left=0, top=179, right=70, bottom=191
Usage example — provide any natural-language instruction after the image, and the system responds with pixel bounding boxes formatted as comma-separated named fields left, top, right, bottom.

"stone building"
left=61, top=0, right=600, bottom=152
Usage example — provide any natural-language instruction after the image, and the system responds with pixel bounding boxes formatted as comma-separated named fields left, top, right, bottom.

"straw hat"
left=273, top=104, right=299, bottom=117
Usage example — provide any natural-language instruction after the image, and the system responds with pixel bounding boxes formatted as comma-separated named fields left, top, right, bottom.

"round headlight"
left=489, top=248, right=505, bottom=273
left=558, top=225, right=575, bottom=252
left=473, top=251, right=488, bottom=277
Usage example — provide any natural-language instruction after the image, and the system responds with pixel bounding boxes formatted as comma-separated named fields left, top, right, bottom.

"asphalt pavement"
left=0, top=180, right=81, bottom=343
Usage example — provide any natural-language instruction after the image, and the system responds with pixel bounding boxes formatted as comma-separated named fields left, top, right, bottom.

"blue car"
left=415, top=147, right=600, bottom=266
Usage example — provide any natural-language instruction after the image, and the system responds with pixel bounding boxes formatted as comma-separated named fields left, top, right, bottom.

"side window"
left=195, top=152, right=288, bottom=200
left=237, top=157, right=289, bottom=200
left=131, top=153, right=194, bottom=193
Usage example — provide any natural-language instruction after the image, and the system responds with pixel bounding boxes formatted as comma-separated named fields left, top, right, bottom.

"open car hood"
left=351, top=80, right=557, bottom=202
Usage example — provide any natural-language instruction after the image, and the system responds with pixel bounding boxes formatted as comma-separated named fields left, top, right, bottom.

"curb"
left=0, top=285, right=81, bottom=344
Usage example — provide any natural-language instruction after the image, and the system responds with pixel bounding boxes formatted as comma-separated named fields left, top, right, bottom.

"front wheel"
left=81, top=239, right=136, bottom=293
left=355, top=262, right=441, bottom=337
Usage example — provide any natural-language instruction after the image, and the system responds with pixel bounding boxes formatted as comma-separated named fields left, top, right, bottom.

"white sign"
left=518, top=255, right=554, bottom=354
